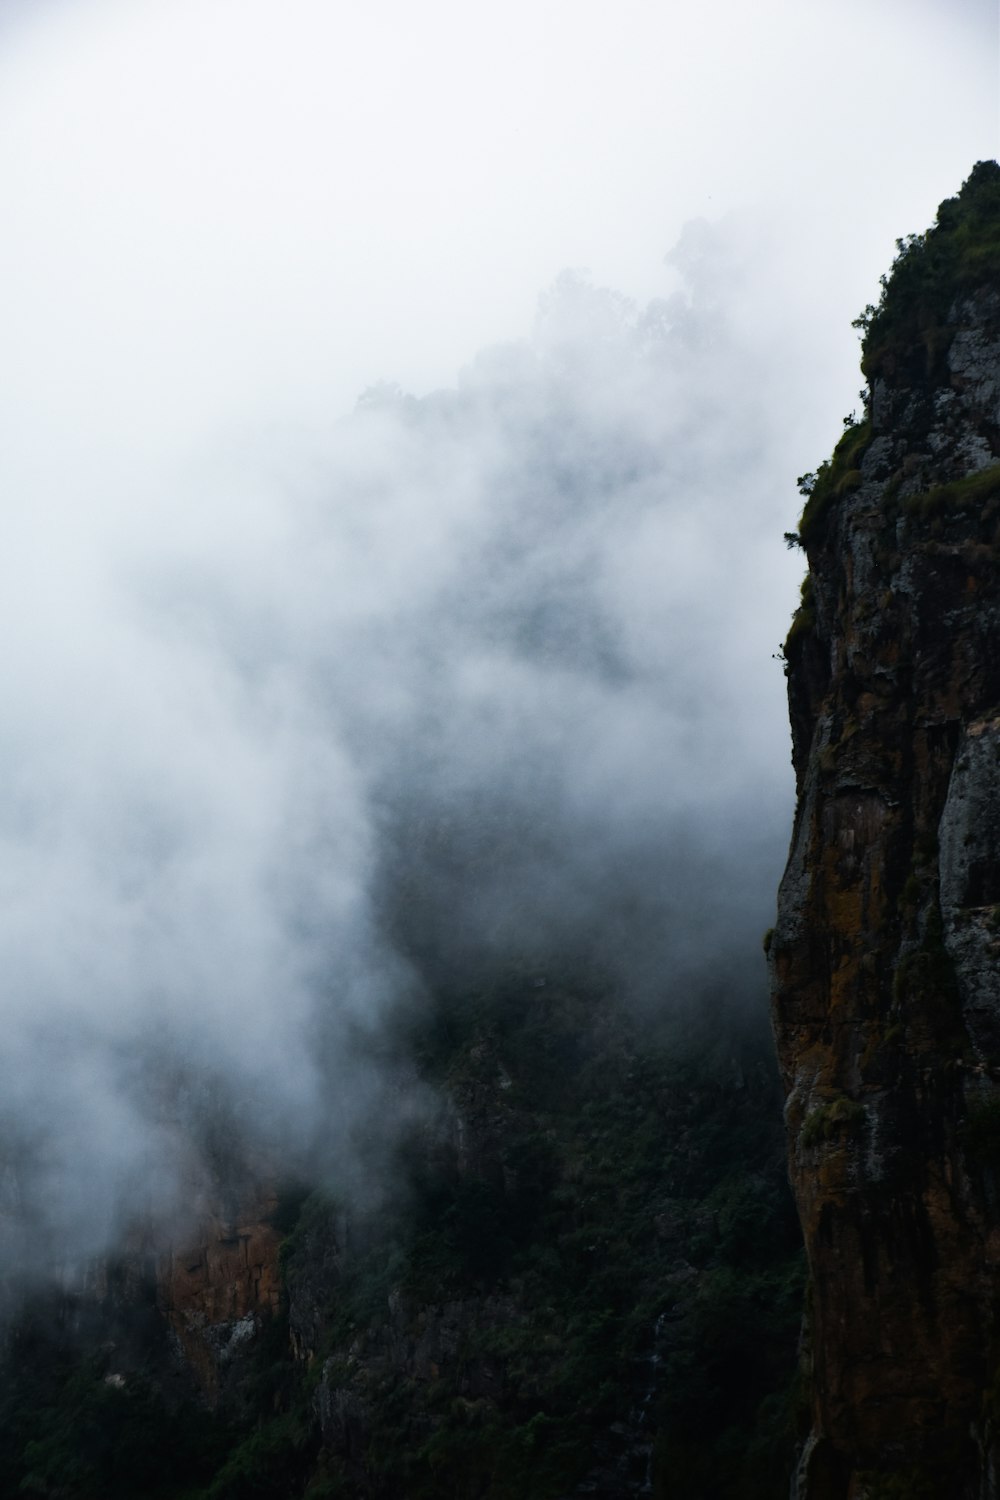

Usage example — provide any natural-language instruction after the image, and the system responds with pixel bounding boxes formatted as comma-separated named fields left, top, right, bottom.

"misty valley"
left=0, top=10, right=998, bottom=1489
left=0, top=244, right=804, bottom=1497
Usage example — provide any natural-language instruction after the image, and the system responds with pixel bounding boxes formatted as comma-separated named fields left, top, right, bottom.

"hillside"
left=0, top=977, right=801, bottom=1498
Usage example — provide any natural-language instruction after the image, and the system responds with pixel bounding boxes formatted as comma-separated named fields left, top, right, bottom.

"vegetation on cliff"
left=794, top=416, right=872, bottom=548
left=0, top=977, right=803, bottom=1499
left=790, top=160, right=1000, bottom=569
left=856, top=159, right=1000, bottom=380
left=772, top=159, right=1000, bottom=1496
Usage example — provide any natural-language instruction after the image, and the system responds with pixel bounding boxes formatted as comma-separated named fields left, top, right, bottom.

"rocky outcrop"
left=771, top=162, right=1000, bottom=1496
left=156, top=1186, right=284, bottom=1404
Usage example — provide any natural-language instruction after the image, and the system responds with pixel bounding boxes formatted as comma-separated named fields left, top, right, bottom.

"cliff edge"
left=771, top=160, right=1000, bottom=1498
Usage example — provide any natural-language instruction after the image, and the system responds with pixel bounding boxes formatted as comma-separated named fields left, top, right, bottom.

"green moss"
left=797, top=417, right=873, bottom=546
left=785, top=573, right=817, bottom=650
left=902, top=460, right=1000, bottom=520
left=835, top=467, right=863, bottom=496
left=800, top=1095, right=865, bottom=1149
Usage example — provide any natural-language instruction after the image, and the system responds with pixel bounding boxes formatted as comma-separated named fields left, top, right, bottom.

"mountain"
left=771, top=160, right=1000, bottom=1497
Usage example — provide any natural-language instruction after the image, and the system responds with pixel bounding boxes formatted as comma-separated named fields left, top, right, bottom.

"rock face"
left=156, top=1187, right=284, bottom=1403
left=771, top=161, right=1000, bottom=1496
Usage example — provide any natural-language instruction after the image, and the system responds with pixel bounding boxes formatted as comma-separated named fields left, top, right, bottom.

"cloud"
left=0, top=0, right=993, bottom=1277
left=0, top=211, right=808, bottom=1274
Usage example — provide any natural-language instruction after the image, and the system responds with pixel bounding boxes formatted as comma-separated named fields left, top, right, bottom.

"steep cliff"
left=771, top=160, right=1000, bottom=1497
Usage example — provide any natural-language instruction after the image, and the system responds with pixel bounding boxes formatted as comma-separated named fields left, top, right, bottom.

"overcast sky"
left=0, top=1, right=996, bottom=1267
left=1, top=0, right=996, bottom=433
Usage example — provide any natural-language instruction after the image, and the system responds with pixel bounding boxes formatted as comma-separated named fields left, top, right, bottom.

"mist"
left=0, top=0, right=995, bottom=1274
left=0, top=233, right=799, bottom=1269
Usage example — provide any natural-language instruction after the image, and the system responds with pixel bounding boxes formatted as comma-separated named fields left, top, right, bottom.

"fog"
left=0, top=0, right=995, bottom=1270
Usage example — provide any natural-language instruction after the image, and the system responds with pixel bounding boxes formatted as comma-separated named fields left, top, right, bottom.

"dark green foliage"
left=0, top=978, right=803, bottom=1500
left=0, top=1319, right=229, bottom=1499
left=202, top=1407, right=319, bottom=1500
left=270, top=978, right=804, bottom=1499
left=792, top=162, right=1000, bottom=553
left=796, top=417, right=872, bottom=546
left=857, top=160, right=1000, bottom=380
left=411, top=1406, right=581, bottom=1500
left=650, top=1257, right=806, bottom=1499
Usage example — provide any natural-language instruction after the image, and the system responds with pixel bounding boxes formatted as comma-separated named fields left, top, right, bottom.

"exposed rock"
left=156, top=1185, right=283, bottom=1404
left=772, top=161, right=1000, bottom=1495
